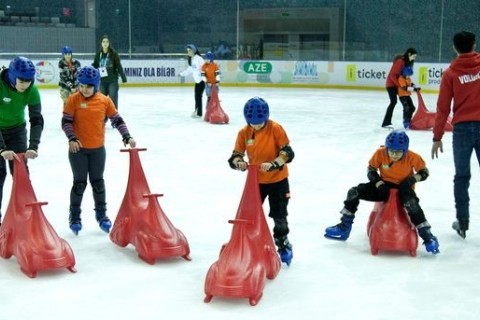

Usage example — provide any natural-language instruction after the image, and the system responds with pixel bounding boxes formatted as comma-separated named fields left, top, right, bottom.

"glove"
left=0, top=149, right=16, bottom=160
left=267, top=160, right=282, bottom=172
left=413, top=84, right=421, bottom=91
left=25, top=149, right=38, bottom=159
left=399, top=176, right=417, bottom=190
left=407, top=87, right=415, bottom=92
left=66, top=81, right=73, bottom=88
left=376, top=181, right=390, bottom=199
left=236, top=160, right=247, bottom=171
left=122, top=135, right=136, bottom=148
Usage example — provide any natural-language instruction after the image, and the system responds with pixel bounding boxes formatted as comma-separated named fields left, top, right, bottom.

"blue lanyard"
left=100, top=53, right=109, bottom=67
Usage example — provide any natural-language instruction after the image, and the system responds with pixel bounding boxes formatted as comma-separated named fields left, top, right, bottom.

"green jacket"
left=0, top=69, right=44, bottom=151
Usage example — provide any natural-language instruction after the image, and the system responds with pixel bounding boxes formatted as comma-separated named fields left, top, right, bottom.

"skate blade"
left=324, top=234, right=348, bottom=241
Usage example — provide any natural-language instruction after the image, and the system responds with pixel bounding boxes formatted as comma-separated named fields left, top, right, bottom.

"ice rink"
left=1, top=86, right=479, bottom=320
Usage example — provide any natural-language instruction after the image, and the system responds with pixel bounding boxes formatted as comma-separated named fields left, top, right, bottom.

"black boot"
left=69, top=206, right=82, bottom=235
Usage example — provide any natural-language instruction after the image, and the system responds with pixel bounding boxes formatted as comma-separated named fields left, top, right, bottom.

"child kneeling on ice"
left=324, top=129, right=439, bottom=254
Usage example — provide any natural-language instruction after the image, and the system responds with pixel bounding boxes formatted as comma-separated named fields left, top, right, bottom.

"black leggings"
left=194, top=81, right=206, bottom=116
left=68, top=146, right=106, bottom=209
left=381, top=86, right=398, bottom=126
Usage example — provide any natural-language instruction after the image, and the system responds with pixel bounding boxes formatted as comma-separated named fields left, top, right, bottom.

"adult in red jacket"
left=381, top=47, right=417, bottom=128
left=431, top=31, right=480, bottom=239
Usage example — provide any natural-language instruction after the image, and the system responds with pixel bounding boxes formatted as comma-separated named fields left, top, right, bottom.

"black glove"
left=267, top=160, right=282, bottom=171
left=377, top=183, right=390, bottom=200
left=399, top=176, right=417, bottom=190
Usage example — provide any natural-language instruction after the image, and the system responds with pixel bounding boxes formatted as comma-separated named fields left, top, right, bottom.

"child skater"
left=201, top=51, right=221, bottom=106
left=228, top=97, right=295, bottom=265
left=58, top=46, right=81, bottom=105
left=324, top=129, right=439, bottom=254
left=398, top=66, right=420, bottom=129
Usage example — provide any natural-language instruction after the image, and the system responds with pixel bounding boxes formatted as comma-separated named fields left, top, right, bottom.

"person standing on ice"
left=381, top=47, right=417, bottom=128
left=325, top=130, right=439, bottom=254
left=201, top=51, right=221, bottom=106
left=432, top=31, right=480, bottom=239
left=62, top=66, right=136, bottom=235
left=92, top=34, right=127, bottom=112
left=179, top=44, right=205, bottom=118
left=58, top=45, right=81, bottom=105
left=0, top=56, right=44, bottom=226
left=397, top=66, right=420, bottom=129
left=228, top=97, right=295, bottom=265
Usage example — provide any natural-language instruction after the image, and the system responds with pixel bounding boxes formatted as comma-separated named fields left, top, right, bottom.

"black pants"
left=381, top=86, right=398, bottom=126
left=68, top=146, right=106, bottom=209
left=260, top=178, right=290, bottom=238
left=399, top=96, right=416, bottom=122
left=194, top=81, right=206, bottom=116
left=344, top=181, right=427, bottom=227
left=0, top=124, right=28, bottom=211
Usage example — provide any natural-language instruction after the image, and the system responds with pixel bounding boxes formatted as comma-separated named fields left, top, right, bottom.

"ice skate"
left=95, top=209, right=112, bottom=233
left=452, top=220, right=468, bottom=239
left=324, top=212, right=355, bottom=241
left=275, top=236, right=293, bottom=266
left=69, top=207, right=82, bottom=236
left=418, top=226, right=440, bottom=254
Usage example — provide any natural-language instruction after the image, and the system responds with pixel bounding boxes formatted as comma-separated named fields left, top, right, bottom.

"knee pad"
left=404, top=198, right=421, bottom=214
left=346, top=187, right=359, bottom=201
left=91, top=179, right=105, bottom=194
left=72, top=181, right=87, bottom=196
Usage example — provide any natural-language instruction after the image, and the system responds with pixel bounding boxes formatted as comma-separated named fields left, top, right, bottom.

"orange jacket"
left=63, top=91, right=118, bottom=148
left=397, top=75, right=413, bottom=97
left=201, top=62, right=220, bottom=85
left=233, top=120, right=290, bottom=184
left=368, top=146, right=426, bottom=185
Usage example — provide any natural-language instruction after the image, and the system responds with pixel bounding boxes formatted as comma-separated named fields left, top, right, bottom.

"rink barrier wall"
left=1, top=59, right=447, bottom=93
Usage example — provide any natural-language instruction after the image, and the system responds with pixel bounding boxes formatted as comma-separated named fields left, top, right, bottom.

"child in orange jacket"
left=201, top=51, right=221, bottom=105
left=398, top=66, right=420, bottom=129
left=324, top=130, right=439, bottom=254
left=228, top=97, right=295, bottom=265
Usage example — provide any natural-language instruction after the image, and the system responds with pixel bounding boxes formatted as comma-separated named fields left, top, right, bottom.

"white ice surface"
left=1, top=87, right=479, bottom=320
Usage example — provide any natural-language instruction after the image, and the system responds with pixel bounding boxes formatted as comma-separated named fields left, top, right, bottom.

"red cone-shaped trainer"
left=204, top=165, right=281, bottom=306
left=367, top=189, right=418, bottom=257
left=410, top=91, right=452, bottom=132
left=204, top=85, right=229, bottom=124
left=0, top=154, right=76, bottom=278
left=109, top=148, right=191, bottom=264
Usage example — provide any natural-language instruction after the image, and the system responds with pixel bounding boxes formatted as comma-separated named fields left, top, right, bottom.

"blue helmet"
left=78, top=66, right=100, bottom=91
left=205, top=51, right=214, bottom=62
left=244, top=97, right=269, bottom=125
left=385, top=129, right=409, bottom=156
left=8, top=56, right=36, bottom=86
left=62, top=46, right=73, bottom=55
left=401, top=66, right=413, bottom=77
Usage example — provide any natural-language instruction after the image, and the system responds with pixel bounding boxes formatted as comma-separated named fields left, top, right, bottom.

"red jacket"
left=433, top=52, right=480, bottom=141
left=386, top=57, right=405, bottom=87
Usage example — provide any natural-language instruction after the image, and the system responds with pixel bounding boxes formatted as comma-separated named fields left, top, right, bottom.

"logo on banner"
left=35, top=61, right=55, bottom=83
left=292, top=61, right=318, bottom=81
left=346, top=64, right=356, bottom=81
left=418, top=66, right=444, bottom=85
